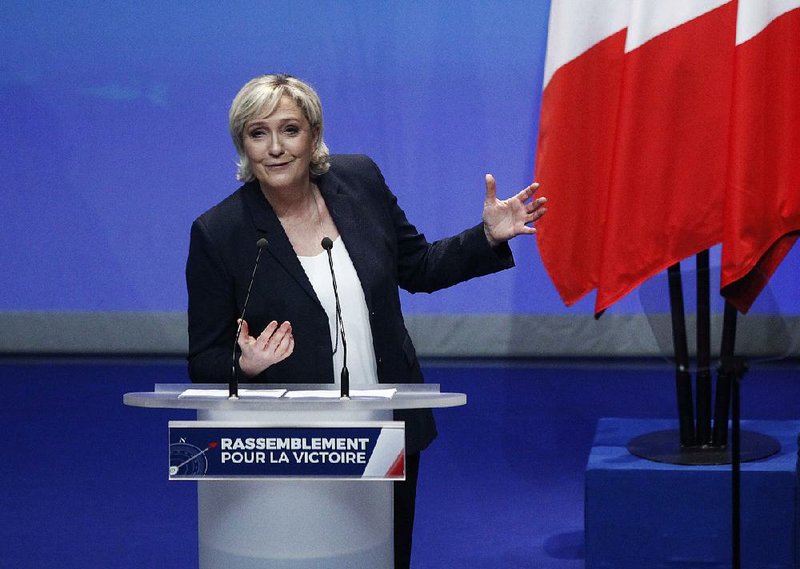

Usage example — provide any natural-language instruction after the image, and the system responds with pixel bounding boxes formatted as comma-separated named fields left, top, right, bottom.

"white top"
left=298, top=238, right=379, bottom=386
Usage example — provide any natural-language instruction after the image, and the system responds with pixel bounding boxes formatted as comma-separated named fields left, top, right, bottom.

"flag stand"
left=627, top=250, right=782, bottom=569
left=626, top=251, right=780, bottom=465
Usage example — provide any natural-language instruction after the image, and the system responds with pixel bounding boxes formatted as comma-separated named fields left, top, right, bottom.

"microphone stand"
left=716, top=303, right=746, bottom=569
left=230, top=238, right=268, bottom=399
left=321, top=237, right=349, bottom=399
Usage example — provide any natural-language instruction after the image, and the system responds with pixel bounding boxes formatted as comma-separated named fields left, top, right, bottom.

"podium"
left=124, top=383, right=465, bottom=568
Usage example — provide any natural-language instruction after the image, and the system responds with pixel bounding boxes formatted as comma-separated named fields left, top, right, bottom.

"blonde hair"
left=229, top=74, right=330, bottom=181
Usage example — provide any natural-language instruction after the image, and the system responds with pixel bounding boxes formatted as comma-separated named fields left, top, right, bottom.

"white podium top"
left=123, top=383, right=466, bottom=412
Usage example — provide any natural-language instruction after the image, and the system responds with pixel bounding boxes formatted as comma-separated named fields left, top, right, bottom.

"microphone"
left=321, top=237, right=349, bottom=399
left=230, top=237, right=269, bottom=399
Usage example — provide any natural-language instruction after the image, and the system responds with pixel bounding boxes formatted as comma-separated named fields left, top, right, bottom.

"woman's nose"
left=268, top=133, right=283, bottom=156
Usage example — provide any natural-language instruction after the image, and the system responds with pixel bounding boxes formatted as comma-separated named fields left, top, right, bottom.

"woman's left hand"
left=482, top=174, right=547, bottom=247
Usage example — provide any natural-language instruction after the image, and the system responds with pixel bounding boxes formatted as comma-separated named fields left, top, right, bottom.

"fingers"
left=239, top=320, right=293, bottom=355
left=278, top=335, right=295, bottom=362
left=255, top=320, right=280, bottom=348
left=513, top=182, right=539, bottom=203
left=529, top=195, right=547, bottom=208
left=486, top=175, right=543, bottom=202
left=484, top=174, right=497, bottom=203
left=268, top=321, right=293, bottom=355
left=526, top=197, right=548, bottom=216
left=237, top=320, right=294, bottom=377
left=257, top=321, right=291, bottom=350
left=236, top=318, right=251, bottom=349
left=494, top=179, right=543, bottom=207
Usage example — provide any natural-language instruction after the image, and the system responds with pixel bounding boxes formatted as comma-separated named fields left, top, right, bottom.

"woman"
left=186, top=74, right=547, bottom=568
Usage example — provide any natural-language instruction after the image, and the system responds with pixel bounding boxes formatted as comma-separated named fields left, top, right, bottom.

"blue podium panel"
left=586, top=418, right=799, bottom=569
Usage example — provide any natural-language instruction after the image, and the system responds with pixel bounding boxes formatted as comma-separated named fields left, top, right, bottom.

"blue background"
left=4, top=2, right=796, bottom=318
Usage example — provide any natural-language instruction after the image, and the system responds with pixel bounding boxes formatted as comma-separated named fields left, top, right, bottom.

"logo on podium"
left=168, top=421, right=405, bottom=480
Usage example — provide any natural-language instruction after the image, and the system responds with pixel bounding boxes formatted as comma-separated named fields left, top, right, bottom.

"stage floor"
left=1, top=358, right=798, bottom=568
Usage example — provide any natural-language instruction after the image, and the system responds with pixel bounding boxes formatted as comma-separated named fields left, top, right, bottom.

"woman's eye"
left=284, top=125, right=300, bottom=135
left=249, top=129, right=265, bottom=138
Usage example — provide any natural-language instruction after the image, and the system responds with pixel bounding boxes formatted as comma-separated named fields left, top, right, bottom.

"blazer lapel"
left=318, top=174, right=377, bottom=309
left=241, top=183, right=320, bottom=304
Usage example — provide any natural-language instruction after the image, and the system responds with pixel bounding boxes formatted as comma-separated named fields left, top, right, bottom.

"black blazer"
left=186, top=154, right=514, bottom=453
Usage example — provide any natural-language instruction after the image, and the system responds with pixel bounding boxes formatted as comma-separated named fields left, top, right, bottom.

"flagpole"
left=667, top=263, right=695, bottom=447
left=695, top=250, right=712, bottom=445
left=712, top=303, right=737, bottom=446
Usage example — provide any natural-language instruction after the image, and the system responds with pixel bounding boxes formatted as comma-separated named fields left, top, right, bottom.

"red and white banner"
left=535, top=0, right=800, bottom=315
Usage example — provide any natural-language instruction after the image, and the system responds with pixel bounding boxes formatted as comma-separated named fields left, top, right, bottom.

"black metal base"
left=627, top=429, right=781, bottom=465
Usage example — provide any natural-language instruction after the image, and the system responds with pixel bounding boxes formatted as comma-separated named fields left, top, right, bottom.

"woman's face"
left=242, top=96, right=317, bottom=194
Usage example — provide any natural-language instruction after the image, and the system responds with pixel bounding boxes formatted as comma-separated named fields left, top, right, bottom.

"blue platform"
left=586, top=418, right=800, bottom=569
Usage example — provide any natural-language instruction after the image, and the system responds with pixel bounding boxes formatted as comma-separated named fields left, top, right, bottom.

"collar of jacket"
left=240, top=170, right=376, bottom=310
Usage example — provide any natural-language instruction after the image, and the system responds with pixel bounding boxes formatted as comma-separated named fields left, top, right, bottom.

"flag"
left=721, top=0, right=800, bottom=311
left=535, top=0, right=800, bottom=316
left=535, top=0, right=630, bottom=306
